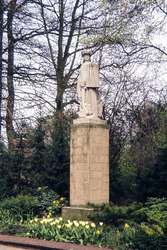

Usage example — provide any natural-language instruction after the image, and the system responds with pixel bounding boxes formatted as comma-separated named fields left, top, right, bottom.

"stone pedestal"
left=70, top=120, right=109, bottom=206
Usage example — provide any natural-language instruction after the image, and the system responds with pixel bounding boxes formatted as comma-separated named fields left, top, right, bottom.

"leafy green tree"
left=117, top=102, right=167, bottom=203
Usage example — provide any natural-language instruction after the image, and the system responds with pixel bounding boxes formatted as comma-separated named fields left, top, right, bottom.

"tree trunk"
left=6, top=0, right=17, bottom=150
left=0, top=0, right=4, bottom=138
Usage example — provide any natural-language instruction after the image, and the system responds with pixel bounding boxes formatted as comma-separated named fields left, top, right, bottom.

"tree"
left=25, top=118, right=48, bottom=189
left=0, top=0, right=4, bottom=138
left=6, top=0, right=17, bottom=149
left=44, top=113, right=72, bottom=198
left=116, top=102, right=167, bottom=203
left=0, top=141, right=14, bottom=199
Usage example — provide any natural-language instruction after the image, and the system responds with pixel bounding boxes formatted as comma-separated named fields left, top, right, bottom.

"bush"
left=0, top=194, right=38, bottom=221
left=88, top=202, right=145, bottom=227
left=118, top=223, right=167, bottom=250
left=35, top=186, right=68, bottom=218
left=118, top=197, right=167, bottom=249
left=0, top=187, right=68, bottom=221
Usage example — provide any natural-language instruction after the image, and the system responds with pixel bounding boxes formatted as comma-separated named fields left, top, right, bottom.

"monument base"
left=73, top=117, right=107, bottom=125
left=70, top=121, right=109, bottom=207
left=62, top=206, right=95, bottom=221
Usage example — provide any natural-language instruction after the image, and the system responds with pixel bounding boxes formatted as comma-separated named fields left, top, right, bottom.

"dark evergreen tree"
left=0, top=142, right=14, bottom=199
left=45, top=113, right=71, bottom=199
left=26, top=118, right=48, bottom=189
left=136, top=142, right=167, bottom=202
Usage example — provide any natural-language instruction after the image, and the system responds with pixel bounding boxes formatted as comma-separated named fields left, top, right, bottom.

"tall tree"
left=6, top=0, right=17, bottom=149
left=0, top=0, right=4, bottom=138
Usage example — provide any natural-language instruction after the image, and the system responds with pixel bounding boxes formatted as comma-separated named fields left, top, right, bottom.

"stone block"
left=89, top=190, right=102, bottom=201
left=90, top=179, right=102, bottom=190
left=102, top=174, right=109, bottom=183
left=89, top=154, right=109, bottom=163
left=90, top=163, right=102, bottom=171
left=62, top=207, right=95, bottom=221
left=70, top=123, right=109, bottom=206
left=90, top=171, right=102, bottom=179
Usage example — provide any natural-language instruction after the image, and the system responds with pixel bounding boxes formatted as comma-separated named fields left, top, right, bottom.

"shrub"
left=119, top=198, right=167, bottom=249
left=35, top=186, right=68, bottom=218
left=0, top=194, right=38, bottom=221
left=0, top=187, right=68, bottom=221
left=118, top=223, right=167, bottom=250
left=88, top=202, right=145, bottom=227
left=0, top=209, right=11, bottom=227
left=143, top=197, right=167, bottom=222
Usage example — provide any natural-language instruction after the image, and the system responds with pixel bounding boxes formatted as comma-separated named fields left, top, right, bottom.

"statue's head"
left=82, top=51, right=91, bottom=62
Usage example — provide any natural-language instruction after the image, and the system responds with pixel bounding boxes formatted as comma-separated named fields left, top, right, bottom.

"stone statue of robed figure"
left=77, top=51, right=102, bottom=119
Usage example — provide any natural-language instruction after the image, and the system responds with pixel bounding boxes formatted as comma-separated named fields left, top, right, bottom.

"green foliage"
left=89, top=202, right=145, bottom=227
left=0, top=195, right=167, bottom=249
left=118, top=222, right=167, bottom=250
left=0, top=194, right=37, bottom=221
left=142, top=197, right=167, bottom=223
left=118, top=197, right=167, bottom=249
left=0, top=114, right=71, bottom=199
left=0, top=224, right=28, bottom=236
left=0, top=187, right=68, bottom=222
left=44, top=113, right=71, bottom=198
left=0, top=142, right=14, bottom=199
left=111, top=103, right=167, bottom=204
left=26, top=218, right=117, bottom=248
left=25, top=118, right=47, bottom=188
left=35, top=186, right=68, bottom=218
left=0, top=209, right=11, bottom=227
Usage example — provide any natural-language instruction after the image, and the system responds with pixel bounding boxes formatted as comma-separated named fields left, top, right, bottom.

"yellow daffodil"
left=96, top=230, right=101, bottom=235
left=53, top=200, right=56, bottom=204
left=85, top=225, right=90, bottom=229
left=91, top=223, right=96, bottom=228
left=38, top=187, right=42, bottom=190
left=34, top=218, right=38, bottom=223
left=99, top=222, right=103, bottom=226
left=125, top=223, right=130, bottom=228
left=60, top=197, right=64, bottom=201
left=65, top=223, right=71, bottom=228
left=73, top=221, right=79, bottom=227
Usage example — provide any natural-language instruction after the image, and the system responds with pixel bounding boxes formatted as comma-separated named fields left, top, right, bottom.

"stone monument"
left=76, top=51, right=102, bottom=120
left=70, top=51, right=109, bottom=207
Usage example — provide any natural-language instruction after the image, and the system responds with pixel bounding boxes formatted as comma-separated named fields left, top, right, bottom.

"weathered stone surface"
left=76, top=51, right=103, bottom=119
left=70, top=123, right=109, bottom=206
left=62, top=207, right=95, bottom=221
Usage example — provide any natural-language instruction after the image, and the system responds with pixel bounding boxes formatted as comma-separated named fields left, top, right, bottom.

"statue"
left=77, top=51, right=102, bottom=119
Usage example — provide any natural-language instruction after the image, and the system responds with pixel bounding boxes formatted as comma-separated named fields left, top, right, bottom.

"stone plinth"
left=62, top=207, right=95, bottom=221
left=70, top=121, right=109, bottom=206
